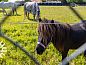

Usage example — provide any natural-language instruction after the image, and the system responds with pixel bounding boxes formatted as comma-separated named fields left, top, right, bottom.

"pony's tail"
left=24, top=3, right=26, bottom=14
left=24, top=3, right=26, bottom=19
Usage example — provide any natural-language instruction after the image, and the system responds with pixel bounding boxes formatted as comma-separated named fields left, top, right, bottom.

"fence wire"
left=0, top=2, right=86, bottom=65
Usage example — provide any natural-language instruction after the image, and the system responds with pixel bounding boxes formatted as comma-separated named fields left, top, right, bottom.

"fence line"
left=2, top=21, right=81, bottom=25
left=68, top=6, right=84, bottom=21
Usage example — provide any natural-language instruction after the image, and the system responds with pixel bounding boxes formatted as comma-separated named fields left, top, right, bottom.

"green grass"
left=0, top=6, right=86, bottom=65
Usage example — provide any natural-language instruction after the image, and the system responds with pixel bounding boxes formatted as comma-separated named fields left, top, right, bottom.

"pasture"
left=0, top=6, right=86, bottom=65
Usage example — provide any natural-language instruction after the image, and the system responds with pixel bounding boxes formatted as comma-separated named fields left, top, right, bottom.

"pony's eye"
left=41, top=39, right=43, bottom=43
left=38, top=30, right=40, bottom=33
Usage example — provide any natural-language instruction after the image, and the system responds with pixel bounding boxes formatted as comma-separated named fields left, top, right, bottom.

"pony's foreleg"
left=27, top=13, right=29, bottom=19
left=14, top=8, right=17, bottom=15
left=62, top=50, right=69, bottom=65
left=12, top=7, right=14, bottom=15
left=2, top=8, right=7, bottom=15
left=24, top=11, right=28, bottom=20
left=33, top=14, right=35, bottom=20
left=12, top=7, right=17, bottom=15
left=15, top=8, right=17, bottom=15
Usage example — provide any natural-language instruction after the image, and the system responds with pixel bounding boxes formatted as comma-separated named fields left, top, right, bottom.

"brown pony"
left=36, top=18, right=86, bottom=65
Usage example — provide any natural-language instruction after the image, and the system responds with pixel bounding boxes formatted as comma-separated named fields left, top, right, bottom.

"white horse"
left=24, top=2, right=40, bottom=20
left=0, top=1, right=19, bottom=15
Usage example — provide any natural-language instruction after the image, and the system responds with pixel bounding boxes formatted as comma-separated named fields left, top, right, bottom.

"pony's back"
left=0, top=2, right=18, bottom=8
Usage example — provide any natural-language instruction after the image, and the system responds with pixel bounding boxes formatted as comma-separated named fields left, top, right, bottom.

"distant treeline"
left=0, top=0, right=8, bottom=2
left=0, top=0, right=30, bottom=2
left=0, top=0, right=86, bottom=3
left=67, top=0, right=86, bottom=3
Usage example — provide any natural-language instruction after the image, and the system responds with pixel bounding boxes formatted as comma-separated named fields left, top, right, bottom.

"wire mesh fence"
left=0, top=2, right=86, bottom=65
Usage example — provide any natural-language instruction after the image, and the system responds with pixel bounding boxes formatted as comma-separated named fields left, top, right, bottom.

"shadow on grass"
left=29, top=19, right=36, bottom=21
left=7, top=14, right=21, bottom=16
left=23, top=18, right=39, bottom=22
left=28, top=19, right=39, bottom=22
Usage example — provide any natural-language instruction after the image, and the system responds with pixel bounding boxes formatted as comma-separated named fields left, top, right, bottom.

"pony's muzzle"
left=36, top=44, right=45, bottom=55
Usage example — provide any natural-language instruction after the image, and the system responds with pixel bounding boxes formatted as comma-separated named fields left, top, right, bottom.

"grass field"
left=0, top=6, right=86, bottom=65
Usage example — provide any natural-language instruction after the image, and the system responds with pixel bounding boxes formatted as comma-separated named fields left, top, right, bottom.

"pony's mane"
left=38, top=18, right=72, bottom=43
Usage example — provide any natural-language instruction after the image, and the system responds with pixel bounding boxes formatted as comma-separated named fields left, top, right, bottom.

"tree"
left=76, top=0, right=83, bottom=3
left=58, top=0, right=67, bottom=3
left=62, top=0, right=67, bottom=3
left=0, top=0, right=8, bottom=2
left=67, top=0, right=83, bottom=3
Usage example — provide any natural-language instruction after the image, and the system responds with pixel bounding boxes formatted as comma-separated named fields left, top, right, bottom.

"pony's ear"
left=51, top=20, right=54, bottom=23
left=38, top=18, right=42, bottom=22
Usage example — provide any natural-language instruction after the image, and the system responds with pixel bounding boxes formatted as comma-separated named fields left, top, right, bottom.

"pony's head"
left=36, top=18, right=71, bottom=54
left=36, top=18, right=56, bottom=55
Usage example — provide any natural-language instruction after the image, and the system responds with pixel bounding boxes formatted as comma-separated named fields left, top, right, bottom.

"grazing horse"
left=0, top=1, right=18, bottom=15
left=36, top=18, right=86, bottom=65
left=24, top=2, right=40, bottom=20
